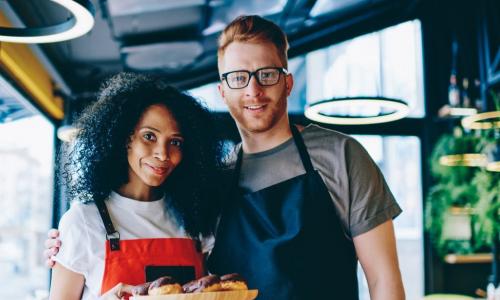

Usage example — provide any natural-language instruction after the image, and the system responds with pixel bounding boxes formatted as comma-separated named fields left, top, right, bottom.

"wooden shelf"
left=444, top=253, right=492, bottom=264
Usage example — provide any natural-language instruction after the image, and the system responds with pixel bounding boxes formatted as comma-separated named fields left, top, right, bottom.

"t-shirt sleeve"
left=53, top=203, right=90, bottom=276
left=345, top=138, right=402, bottom=237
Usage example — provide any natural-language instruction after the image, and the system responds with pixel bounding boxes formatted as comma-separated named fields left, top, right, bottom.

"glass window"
left=353, top=135, right=423, bottom=300
left=189, top=83, right=227, bottom=112
left=0, top=115, right=54, bottom=299
left=289, top=20, right=424, bottom=115
left=289, top=19, right=424, bottom=116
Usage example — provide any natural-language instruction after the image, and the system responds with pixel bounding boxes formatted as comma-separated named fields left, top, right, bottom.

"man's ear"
left=217, top=83, right=227, bottom=104
left=285, top=73, right=294, bottom=97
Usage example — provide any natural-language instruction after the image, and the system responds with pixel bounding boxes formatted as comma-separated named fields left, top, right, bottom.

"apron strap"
left=232, top=145, right=244, bottom=191
left=232, top=125, right=314, bottom=183
left=95, top=199, right=121, bottom=251
left=290, top=125, right=314, bottom=173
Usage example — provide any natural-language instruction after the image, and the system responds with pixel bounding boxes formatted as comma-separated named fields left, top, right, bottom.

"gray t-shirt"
left=228, top=124, right=402, bottom=239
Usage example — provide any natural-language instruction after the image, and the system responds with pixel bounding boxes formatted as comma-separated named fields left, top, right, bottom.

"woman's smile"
left=144, top=162, right=170, bottom=176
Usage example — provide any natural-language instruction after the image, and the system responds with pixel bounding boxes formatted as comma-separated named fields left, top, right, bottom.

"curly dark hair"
left=61, top=72, right=224, bottom=237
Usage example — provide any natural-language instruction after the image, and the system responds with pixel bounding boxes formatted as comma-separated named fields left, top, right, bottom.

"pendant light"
left=438, top=127, right=488, bottom=167
left=304, top=96, right=410, bottom=125
left=461, top=111, right=500, bottom=130
left=56, top=96, right=84, bottom=143
left=461, top=92, right=500, bottom=170
left=0, top=0, right=95, bottom=43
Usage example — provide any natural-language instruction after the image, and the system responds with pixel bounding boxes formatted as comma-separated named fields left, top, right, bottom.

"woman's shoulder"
left=58, top=201, right=100, bottom=230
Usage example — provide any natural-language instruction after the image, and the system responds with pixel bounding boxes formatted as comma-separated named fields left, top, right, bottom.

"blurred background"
left=0, top=0, right=498, bottom=299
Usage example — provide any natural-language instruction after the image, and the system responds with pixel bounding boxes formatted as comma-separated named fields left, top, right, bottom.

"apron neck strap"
left=290, top=124, right=314, bottom=173
left=233, top=147, right=243, bottom=190
left=233, top=124, right=314, bottom=183
left=95, top=199, right=121, bottom=251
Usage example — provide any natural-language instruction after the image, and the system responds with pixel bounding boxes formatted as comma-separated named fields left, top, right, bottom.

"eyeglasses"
left=221, top=67, right=288, bottom=89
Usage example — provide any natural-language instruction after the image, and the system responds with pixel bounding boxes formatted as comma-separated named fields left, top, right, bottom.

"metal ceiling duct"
left=205, top=0, right=288, bottom=36
left=104, top=0, right=206, bottom=38
left=122, top=41, right=204, bottom=71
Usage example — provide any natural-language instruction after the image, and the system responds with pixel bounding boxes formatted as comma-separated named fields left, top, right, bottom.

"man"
left=46, top=15, right=405, bottom=300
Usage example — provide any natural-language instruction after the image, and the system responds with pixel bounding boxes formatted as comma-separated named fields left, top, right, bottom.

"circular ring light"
left=461, top=111, right=500, bottom=130
left=57, top=125, right=79, bottom=143
left=486, top=161, right=500, bottom=172
left=439, top=154, right=488, bottom=167
left=304, top=97, right=410, bottom=125
left=0, top=0, right=94, bottom=43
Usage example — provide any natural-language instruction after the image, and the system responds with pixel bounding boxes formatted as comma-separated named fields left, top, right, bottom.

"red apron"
left=95, top=199, right=205, bottom=297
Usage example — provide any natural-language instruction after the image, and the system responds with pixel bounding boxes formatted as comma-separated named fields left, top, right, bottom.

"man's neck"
left=239, top=116, right=293, bottom=154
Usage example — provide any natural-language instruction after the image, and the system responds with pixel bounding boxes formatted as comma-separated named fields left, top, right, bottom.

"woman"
left=49, top=73, right=223, bottom=300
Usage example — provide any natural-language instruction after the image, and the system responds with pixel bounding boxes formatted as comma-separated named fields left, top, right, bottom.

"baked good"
left=220, top=273, right=248, bottom=291
left=183, top=275, right=222, bottom=293
left=131, top=282, right=151, bottom=296
left=148, top=276, right=183, bottom=295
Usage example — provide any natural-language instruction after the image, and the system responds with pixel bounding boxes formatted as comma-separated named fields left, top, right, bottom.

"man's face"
left=218, top=41, right=293, bottom=135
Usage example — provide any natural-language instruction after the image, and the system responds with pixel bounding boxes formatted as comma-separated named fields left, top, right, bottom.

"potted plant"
left=426, top=127, right=499, bottom=257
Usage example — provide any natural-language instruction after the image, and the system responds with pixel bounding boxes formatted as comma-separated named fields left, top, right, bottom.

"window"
left=0, top=115, right=54, bottom=299
left=354, top=135, right=423, bottom=300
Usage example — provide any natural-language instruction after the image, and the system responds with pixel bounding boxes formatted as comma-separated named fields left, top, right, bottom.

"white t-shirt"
left=54, top=191, right=214, bottom=300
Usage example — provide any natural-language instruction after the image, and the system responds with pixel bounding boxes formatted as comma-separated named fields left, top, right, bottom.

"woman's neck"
left=116, top=183, right=162, bottom=202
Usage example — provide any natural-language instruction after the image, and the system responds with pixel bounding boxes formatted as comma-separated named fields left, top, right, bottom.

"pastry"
left=220, top=273, right=248, bottom=291
left=183, top=274, right=222, bottom=293
left=131, top=282, right=151, bottom=296
left=148, top=276, right=183, bottom=295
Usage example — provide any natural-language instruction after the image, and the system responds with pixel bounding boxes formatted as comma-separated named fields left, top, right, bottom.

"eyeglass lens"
left=226, top=68, right=281, bottom=88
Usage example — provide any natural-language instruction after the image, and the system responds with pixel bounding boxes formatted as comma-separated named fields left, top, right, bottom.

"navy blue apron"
left=208, top=125, right=359, bottom=299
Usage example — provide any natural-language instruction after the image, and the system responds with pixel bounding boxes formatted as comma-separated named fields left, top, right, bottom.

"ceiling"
left=1, top=0, right=420, bottom=122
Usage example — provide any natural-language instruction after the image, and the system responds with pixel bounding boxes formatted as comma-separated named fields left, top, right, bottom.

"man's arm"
left=353, top=220, right=405, bottom=300
left=49, top=263, right=85, bottom=300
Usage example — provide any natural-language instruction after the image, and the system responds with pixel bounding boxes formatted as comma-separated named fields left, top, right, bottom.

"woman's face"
left=126, top=104, right=183, bottom=189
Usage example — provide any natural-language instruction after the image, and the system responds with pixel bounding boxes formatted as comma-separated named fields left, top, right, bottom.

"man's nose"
left=244, top=75, right=264, bottom=98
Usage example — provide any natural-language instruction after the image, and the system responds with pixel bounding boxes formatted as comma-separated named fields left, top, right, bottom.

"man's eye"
left=229, top=73, right=247, bottom=82
left=261, top=71, right=277, bottom=79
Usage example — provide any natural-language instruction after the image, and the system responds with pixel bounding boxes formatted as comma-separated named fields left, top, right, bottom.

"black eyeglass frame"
left=221, top=67, right=289, bottom=89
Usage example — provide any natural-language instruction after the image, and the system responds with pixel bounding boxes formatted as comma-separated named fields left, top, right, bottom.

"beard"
left=229, top=88, right=288, bottom=134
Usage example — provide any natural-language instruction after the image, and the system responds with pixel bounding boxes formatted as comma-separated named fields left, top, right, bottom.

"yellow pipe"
left=0, top=11, right=64, bottom=120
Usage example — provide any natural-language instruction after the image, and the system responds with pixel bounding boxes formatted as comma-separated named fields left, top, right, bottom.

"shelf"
left=444, top=253, right=492, bottom=264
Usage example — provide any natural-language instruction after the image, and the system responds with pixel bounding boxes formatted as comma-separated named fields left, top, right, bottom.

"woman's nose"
left=154, top=146, right=169, bottom=161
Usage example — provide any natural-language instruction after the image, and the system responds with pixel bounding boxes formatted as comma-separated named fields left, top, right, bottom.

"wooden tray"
left=132, top=290, right=258, bottom=300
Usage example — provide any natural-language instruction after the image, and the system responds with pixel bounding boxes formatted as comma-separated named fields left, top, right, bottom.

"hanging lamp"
left=0, top=0, right=94, bottom=43
left=438, top=127, right=488, bottom=167
left=304, top=96, right=410, bottom=125
left=56, top=96, right=82, bottom=143
left=461, top=111, right=500, bottom=130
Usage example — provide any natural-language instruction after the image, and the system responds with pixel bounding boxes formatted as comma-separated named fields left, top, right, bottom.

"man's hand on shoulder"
left=44, top=228, right=61, bottom=268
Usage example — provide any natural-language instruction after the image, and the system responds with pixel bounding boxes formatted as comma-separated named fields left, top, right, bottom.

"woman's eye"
left=170, top=139, right=183, bottom=147
left=143, top=133, right=156, bottom=141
